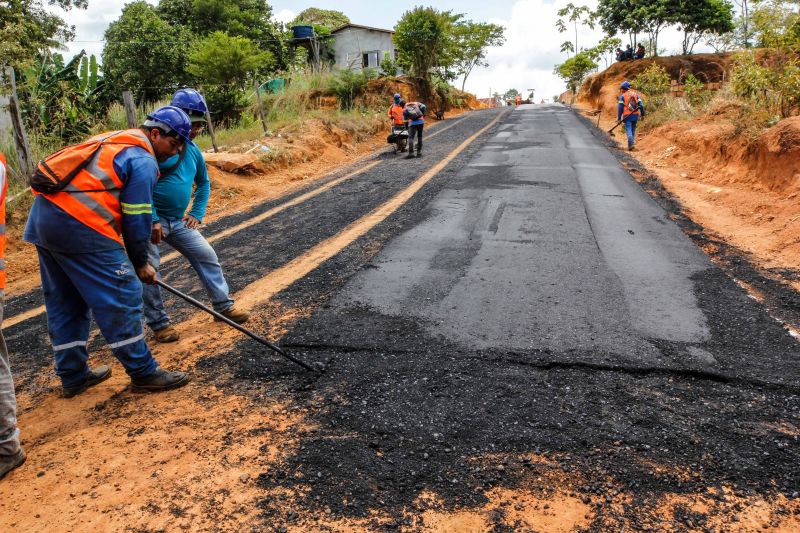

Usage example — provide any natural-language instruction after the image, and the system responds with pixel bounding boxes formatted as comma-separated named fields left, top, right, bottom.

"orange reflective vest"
left=32, top=130, right=155, bottom=246
left=388, top=103, right=405, bottom=125
left=0, top=151, right=7, bottom=291
left=621, top=90, right=642, bottom=117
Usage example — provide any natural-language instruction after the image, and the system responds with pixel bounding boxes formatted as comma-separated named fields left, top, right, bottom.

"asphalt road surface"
left=8, top=105, right=800, bottom=529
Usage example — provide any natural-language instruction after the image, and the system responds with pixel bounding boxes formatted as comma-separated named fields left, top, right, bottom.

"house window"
left=362, top=50, right=379, bottom=69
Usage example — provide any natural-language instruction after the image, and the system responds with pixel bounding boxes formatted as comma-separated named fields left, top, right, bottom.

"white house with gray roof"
left=330, top=24, right=399, bottom=73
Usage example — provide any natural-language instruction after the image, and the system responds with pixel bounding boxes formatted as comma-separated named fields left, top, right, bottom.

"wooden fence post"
left=254, top=81, right=268, bottom=135
left=6, top=67, right=33, bottom=177
left=204, top=107, right=219, bottom=153
left=122, top=91, right=138, bottom=128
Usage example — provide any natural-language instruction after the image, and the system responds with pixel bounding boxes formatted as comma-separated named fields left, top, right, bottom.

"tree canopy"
left=0, top=0, right=87, bottom=68
left=451, top=20, right=506, bottom=91
left=394, top=7, right=451, bottom=80
left=289, top=8, right=349, bottom=30
left=102, top=1, right=192, bottom=102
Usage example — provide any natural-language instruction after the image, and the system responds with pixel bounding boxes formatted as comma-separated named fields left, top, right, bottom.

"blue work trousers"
left=142, top=219, right=233, bottom=331
left=37, top=246, right=158, bottom=388
left=624, top=115, right=639, bottom=148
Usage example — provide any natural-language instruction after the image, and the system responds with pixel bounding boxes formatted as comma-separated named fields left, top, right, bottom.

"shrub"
left=683, top=73, right=706, bottom=106
left=633, top=64, right=671, bottom=98
left=327, top=68, right=378, bottom=110
left=380, top=57, right=399, bottom=77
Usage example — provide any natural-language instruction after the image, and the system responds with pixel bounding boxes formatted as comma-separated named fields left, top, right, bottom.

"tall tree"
left=596, top=0, right=645, bottom=48
left=752, top=0, right=800, bottom=47
left=673, top=0, right=735, bottom=54
left=102, top=1, right=192, bottom=102
left=187, top=31, right=270, bottom=118
left=734, top=0, right=752, bottom=46
left=0, top=0, right=88, bottom=68
left=394, top=7, right=450, bottom=81
left=556, top=3, right=596, bottom=56
left=451, top=20, right=505, bottom=92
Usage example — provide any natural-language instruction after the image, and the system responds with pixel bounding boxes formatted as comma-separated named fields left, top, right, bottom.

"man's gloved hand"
left=136, top=264, right=158, bottom=285
left=182, top=215, right=201, bottom=229
left=151, top=222, right=164, bottom=244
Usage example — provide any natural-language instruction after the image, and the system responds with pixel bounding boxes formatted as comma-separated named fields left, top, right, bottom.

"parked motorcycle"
left=387, top=123, right=409, bottom=154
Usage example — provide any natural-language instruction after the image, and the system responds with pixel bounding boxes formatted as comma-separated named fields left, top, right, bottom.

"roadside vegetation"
left=0, top=2, right=501, bottom=230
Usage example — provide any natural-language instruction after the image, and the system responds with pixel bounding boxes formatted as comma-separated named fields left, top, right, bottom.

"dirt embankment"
left=577, top=54, right=800, bottom=289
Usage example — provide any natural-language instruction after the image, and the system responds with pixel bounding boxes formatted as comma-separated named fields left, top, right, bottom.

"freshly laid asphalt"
left=8, top=105, right=800, bottom=529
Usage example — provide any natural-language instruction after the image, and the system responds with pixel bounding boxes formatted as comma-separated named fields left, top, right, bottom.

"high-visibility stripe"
left=0, top=259, right=6, bottom=270
left=122, top=208, right=152, bottom=215
left=62, top=184, right=121, bottom=234
left=108, top=333, right=144, bottom=349
left=121, top=203, right=151, bottom=209
left=53, top=340, right=88, bottom=351
left=0, top=224, right=6, bottom=234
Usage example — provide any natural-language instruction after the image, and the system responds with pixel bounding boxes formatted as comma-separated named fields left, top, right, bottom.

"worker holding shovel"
left=617, top=81, right=645, bottom=151
left=143, top=88, right=250, bottom=343
left=23, top=107, right=193, bottom=396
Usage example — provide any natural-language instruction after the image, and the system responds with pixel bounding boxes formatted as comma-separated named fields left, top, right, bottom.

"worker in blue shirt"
left=404, top=100, right=427, bottom=158
left=143, top=89, right=250, bottom=343
left=23, top=107, right=193, bottom=397
left=617, top=81, right=646, bottom=151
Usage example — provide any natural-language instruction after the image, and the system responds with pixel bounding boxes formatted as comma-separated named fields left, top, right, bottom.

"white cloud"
left=50, top=0, right=158, bottom=61
left=275, top=9, right=297, bottom=25
left=464, top=0, right=715, bottom=100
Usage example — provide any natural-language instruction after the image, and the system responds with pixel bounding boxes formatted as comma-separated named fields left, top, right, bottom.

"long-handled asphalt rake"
left=156, top=280, right=320, bottom=373
left=608, top=120, right=624, bottom=135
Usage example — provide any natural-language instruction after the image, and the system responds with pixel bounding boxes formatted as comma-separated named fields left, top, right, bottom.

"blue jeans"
left=37, top=246, right=158, bottom=388
left=624, top=115, right=639, bottom=148
left=143, top=219, right=234, bottom=331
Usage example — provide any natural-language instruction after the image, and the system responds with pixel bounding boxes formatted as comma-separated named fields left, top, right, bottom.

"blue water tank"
left=291, top=26, right=314, bottom=39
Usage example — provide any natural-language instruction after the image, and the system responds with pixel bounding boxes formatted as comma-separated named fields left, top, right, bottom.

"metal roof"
left=331, top=23, right=394, bottom=35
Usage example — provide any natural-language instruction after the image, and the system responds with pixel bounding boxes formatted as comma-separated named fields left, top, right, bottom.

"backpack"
left=405, top=102, right=423, bottom=120
left=626, top=92, right=641, bottom=113
left=29, top=141, right=105, bottom=194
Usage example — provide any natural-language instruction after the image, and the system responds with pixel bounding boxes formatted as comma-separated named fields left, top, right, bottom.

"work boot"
left=62, top=365, right=112, bottom=398
left=416, top=151, right=422, bottom=158
left=628, top=144, right=636, bottom=151
left=0, top=448, right=26, bottom=480
left=214, top=305, right=250, bottom=324
left=405, top=150, right=415, bottom=159
left=153, top=326, right=180, bottom=343
left=130, top=368, right=190, bottom=393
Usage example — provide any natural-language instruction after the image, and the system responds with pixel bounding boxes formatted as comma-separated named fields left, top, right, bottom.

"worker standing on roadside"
left=404, top=99, right=427, bottom=159
left=388, top=93, right=408, bottom=154
left=143, top=88, right=250, bottom=343
left=617, top=81, right=645, bottom=151
left=23, top=106, right=193, bottom=396
left=0, top=151, right=25, bottom=480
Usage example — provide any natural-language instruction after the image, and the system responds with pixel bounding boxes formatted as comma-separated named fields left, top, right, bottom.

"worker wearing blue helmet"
left=22, top=106, right=194, bottom=396
left=617, top=80, right=645, bottom=151
left=142, top=88, right=250, bottom=343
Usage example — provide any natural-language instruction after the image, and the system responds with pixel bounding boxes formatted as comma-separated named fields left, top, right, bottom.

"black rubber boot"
left=405, top=149, right=415, bottom=159
left=130, top=368, right=190, bottom=393
left=62, top=365, right=112, bottom=398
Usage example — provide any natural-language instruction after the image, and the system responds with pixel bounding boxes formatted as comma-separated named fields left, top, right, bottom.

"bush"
left=327, top=68, right=378, bottom=110
left=633, top=64, right=671, bottom=98
left=683, top=73, right=706, bottom=106
left=380, top=57, right=399, bottom=77
left=730, top=51, right=770, bottom=99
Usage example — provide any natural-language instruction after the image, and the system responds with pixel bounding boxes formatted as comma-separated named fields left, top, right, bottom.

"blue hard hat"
left=145, top=105, right=192, bottom=143
left=394, top=93, right=401, bottom=99
left=621, top=81, right=632, bottom=90
left=171, top=88, right=209, bottom=115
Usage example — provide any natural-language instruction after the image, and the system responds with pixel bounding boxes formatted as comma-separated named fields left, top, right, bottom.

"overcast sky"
left=48, top=0, right=716, bottom=102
